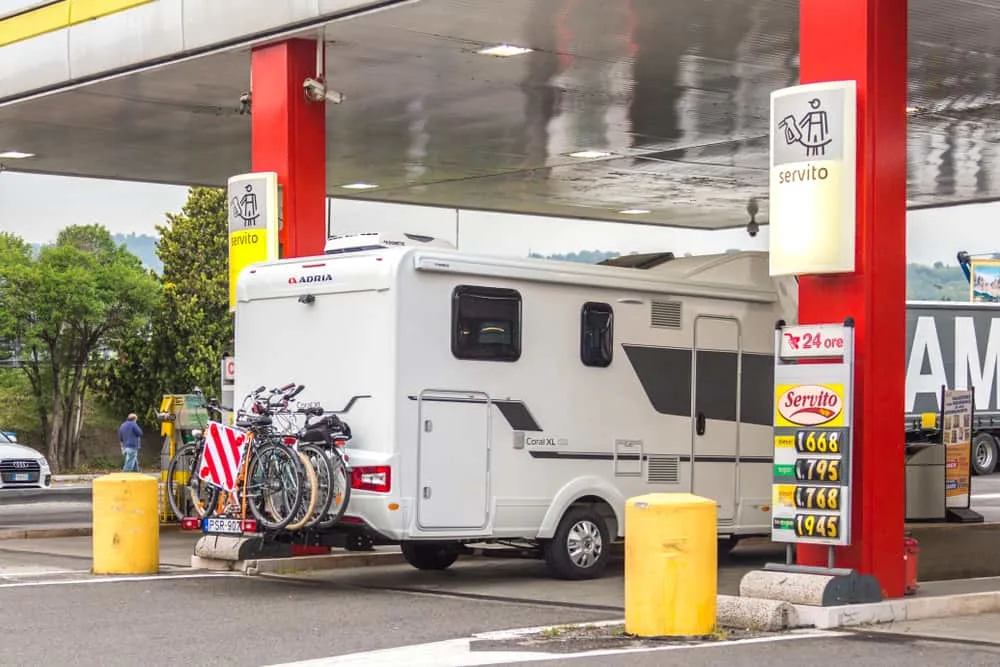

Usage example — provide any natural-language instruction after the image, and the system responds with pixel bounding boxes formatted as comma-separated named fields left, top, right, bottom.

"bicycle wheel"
left=281, top=449, right=319, bottom=531
left=244, top=443, right=305, bottom=531
left=297, top=443, right=335, bottom=529
left=316, top=449, right=352, bottom=529
left=166, top=442, right=219, bottom=520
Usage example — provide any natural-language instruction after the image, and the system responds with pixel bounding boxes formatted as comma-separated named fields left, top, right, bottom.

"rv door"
left=691, top=315, right=741, bottom=522
left=415, top=390, right=491, bottom=531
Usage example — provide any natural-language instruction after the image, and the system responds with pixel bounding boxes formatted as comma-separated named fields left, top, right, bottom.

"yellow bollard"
left=92, top=473, right=160, bottom=575
left=624, top=493, right=717, bottom=637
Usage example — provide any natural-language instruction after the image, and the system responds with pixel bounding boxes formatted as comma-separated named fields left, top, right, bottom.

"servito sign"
left=906, top=305, right=1000, bottom=414
left=775, top=384, right=845, bottom=428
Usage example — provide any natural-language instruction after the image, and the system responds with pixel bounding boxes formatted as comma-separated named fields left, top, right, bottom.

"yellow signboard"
left=771, top=484, right=794, bottom=509
left=773, top=383, right=846, bottom=428
left=228, top=172, right=279, bottom=311
left=773, top=435, right=795, bottom=450
left=0, top=0, right=154, bottom=47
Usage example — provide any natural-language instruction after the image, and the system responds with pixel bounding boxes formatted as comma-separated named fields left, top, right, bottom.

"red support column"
left=795, top=0, right=908, bottom=598
left=251, top=39, right=327, bottom=259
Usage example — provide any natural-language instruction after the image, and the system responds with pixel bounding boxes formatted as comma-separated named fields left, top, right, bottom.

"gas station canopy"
left=0, top=0, right=997, bottom=230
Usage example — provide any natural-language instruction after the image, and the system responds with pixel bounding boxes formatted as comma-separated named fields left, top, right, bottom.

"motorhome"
left=233, top=237, right=799, bottom=579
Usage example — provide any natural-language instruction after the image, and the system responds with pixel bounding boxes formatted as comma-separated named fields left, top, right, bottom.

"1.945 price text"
left=794, top=513, right=840, bottom=539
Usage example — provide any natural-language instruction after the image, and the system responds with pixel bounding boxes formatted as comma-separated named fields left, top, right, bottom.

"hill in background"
left=31, top=232, right=162, bottom=274
left=29, top=236, right=970, bottom=301
left=114, top=232, right=161, bottom=274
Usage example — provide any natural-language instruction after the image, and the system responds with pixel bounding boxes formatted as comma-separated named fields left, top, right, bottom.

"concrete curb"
left=717, top=594, right=799, bottom=631
left=192, top=549, right=405, bottom=575
left=52, top=474, right=101, bottom=482
left=0, top=523, right=182, bottom=541
left=792, top=590, right=1000, bottom=629
left=0, top=526, right=93, bottom=540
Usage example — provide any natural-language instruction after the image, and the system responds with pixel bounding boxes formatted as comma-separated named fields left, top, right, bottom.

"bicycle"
left=294, top=404, right=353, bottom=529
left=167, top=383, right=314, bottom=532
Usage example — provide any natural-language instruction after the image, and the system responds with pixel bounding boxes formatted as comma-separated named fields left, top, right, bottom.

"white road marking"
left=0, top=571, right=238, bottom=589
left=0, top=568, right=91, bottom=578
left=266, top=626, right=847, bottom=667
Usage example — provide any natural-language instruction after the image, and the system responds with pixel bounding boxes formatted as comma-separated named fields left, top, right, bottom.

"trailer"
left=905, top=300, right=1000, bottom=475
left=233, top=242, right=798, bottom=579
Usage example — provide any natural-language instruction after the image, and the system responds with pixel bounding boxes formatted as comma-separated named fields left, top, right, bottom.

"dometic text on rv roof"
left=775, top=384, right=845, bottom=427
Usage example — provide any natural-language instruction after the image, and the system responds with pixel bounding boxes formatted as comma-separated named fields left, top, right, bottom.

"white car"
left=0, top=431, right=52, bottom=489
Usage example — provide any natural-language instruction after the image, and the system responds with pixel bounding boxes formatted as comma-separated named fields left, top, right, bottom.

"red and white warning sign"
left=198, top=421, right=247, bottom=492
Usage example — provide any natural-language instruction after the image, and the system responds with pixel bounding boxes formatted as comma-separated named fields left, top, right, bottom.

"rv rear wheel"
left=972, top=432, right=998, bottom=476
left=400, top=541, right=460, bottom=570
left=544, top=507, right=610, bottom=580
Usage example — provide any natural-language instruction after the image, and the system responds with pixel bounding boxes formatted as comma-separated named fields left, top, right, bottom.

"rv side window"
left=452, top=285, right=522, bottom=362
left=581, top=302, right=613, bottom=367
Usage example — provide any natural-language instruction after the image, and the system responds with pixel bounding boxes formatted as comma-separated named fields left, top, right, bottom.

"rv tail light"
left=241, top=519, right=258, bottom=533
left=180, top=517, right=201, bottom=531
left=351, top=466, right=391, bottom=493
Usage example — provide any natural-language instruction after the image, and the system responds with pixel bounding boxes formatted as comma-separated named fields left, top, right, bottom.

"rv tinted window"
left=452, top=286, right=521, bottom=361
left=581, top=302, right=613, bottom=367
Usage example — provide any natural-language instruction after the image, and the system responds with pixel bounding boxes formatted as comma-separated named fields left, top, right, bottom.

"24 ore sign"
left=771, top=322, right=855, bottom=547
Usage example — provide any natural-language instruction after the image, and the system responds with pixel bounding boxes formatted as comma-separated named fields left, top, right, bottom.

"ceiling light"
left=477, top=44, right=533, bottom=57
left=0, top=151, right=34, bottom=159
left=569, top=150, right=613, bottom=159
left=619, top=208, right=651, bottom=215
left=340, top=182, right=378, bottom=190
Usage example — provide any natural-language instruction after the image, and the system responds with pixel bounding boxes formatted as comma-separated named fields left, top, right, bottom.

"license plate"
left=203, top=517, right=242, bottom=535
left=13, top=473, right=29, bottom=482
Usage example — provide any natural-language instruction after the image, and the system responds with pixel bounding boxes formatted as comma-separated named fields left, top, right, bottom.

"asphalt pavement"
left=0, top=572, right=612, bottom=667
left=503, top=632, right=1000, bottom=667
left=0, top=475, right=999, bottom=665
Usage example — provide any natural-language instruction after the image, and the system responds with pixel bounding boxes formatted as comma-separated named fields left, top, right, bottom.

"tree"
left=0, top=225, right=160, bottom=471
left=98, top=187, right=232, bottom=424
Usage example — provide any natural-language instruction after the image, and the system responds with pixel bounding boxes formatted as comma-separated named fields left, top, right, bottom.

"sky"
left=0, top=169, right=997, bottom=264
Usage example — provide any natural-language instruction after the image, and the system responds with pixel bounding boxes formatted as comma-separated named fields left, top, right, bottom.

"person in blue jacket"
left=118, top=413, right=143, bottom=472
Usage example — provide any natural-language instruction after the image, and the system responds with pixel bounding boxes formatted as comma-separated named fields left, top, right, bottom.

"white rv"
left=233, top=239, right=799, bottom=579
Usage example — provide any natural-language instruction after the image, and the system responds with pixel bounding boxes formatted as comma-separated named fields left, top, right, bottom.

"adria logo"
left=287, top=274, right=333, bottom=285
left=777, top=384, right=843, bottom=426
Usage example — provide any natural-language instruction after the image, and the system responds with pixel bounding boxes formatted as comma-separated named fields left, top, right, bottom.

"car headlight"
left=39, top=459, right=50, bottom=470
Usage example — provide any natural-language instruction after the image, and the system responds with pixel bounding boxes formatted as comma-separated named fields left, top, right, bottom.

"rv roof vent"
left=650, top=301, right=682, bottom=329
left=598, top=252, right=675, bottom=269
left=647, top=456, right=680, bottom=484
left=324, top=231, right=455, bottom=255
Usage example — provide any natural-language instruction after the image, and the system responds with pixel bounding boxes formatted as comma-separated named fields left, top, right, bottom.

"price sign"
left=794, top=430, right=842, bottom=454
left=771, top=323, right=854, bottom=547
left=794, top=513, right=842, bottom=540
left=793, top=485, right=842, bottom=511
left=794, top=457, right=842, bottom=482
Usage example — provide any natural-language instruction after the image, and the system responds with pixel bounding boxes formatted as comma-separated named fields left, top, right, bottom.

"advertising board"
left=941, top=388, right=974, bottom=508
left=771, top=322, right=855, bottom=547
left=228, top=172, right=279, bottom=312
left=769, top=80, right=858, bottom=276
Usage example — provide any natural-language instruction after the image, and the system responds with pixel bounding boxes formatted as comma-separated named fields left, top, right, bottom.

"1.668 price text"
left=794, top=430, right=842, bottom=454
